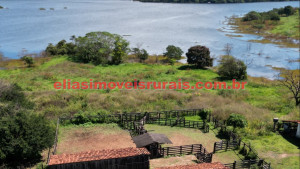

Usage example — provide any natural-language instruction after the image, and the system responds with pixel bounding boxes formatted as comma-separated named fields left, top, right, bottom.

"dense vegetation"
left=217, top=55, right=247, bottom=80
left=242, top=6, right=297, bottom=22
left=46, top=32, right=130, bottom=65
left=229, top=6, right=299, bottom=48
left=136, top=0, right=297, bottom=4
left=0, top=81, right=55, bottom=168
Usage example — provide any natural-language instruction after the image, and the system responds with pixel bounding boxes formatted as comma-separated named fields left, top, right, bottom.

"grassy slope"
left=243, top=133, right=300, bottom=169
left=0, top=57, right=299, bottom=168
left=270, top=14, right=300, bottom=38
left=0, top=57, right=296, bottom=115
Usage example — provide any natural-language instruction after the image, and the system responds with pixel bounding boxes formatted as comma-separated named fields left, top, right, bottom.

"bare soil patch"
left=56, top=123, right=136, bottom=154
left=150, top=155, right=197, bottom=169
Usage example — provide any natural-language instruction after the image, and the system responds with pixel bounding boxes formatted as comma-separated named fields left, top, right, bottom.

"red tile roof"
left=282, top=120, right=300, bottom=123
left=48, top=147, right=150, bottom=166
left=155, top=162, right=228, bottom=169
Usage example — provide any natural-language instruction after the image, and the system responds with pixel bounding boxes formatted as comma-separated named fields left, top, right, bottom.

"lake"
left=0, top=0, right=299, bottom=78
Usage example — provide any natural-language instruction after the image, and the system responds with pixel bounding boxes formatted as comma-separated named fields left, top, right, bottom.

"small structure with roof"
left=48, top=147, right=150, bottom=169
left=281, top=120, right=300, bottom=138
left=133, top=133, right=172, bottom=158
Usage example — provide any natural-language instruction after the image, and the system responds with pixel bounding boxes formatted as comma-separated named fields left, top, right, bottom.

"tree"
left=283, top=6, right=295, bottom=16
left=226, top=113, right=247, bottom=131
left=223, top=43, right=233, bottom=56
left=186, top=45, right=213, bottom=69
left=72, top=32, right=130, bottom=65
left=0, top=81, right=54, bottom=168
left=132, top=48, right=148, bottom=63
left=163, top=45, right=183, bottom=61
left=217, top=55, right=247, bottom=80
left=21, top=56, right=34, bottom=67
left=278, top=69, right=300, bottom=106
left=0, top=112, right=55, bottom=168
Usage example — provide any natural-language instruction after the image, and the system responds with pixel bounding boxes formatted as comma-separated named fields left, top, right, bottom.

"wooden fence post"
left=167, top=147, right=169, bottom=156
left=213, top=142, right=216, bottom=153
left=233, top=161, right=236, bottom=169
left=226, top=141, right=229, bottom=151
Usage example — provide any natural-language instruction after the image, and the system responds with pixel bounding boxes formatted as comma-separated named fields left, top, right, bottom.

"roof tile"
left=48, top=147, right=150, bottom=166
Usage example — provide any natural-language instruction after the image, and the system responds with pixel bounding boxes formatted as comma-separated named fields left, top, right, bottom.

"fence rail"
left=224, top=159, right=271, bottom=169
left=158, top=144, right=212, bottom=163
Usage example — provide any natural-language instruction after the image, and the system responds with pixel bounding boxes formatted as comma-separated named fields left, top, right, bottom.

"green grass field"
left=0, top=56, right=299, bottom=168
left=271, top=15, right=300, bottom=38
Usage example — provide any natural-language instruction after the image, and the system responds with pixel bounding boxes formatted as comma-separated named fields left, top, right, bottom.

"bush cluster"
left=243, top=6, right=298, bottom=22
left=217, top=55, right=247, bottom=80
left=46, top=32, right=130, bottom=65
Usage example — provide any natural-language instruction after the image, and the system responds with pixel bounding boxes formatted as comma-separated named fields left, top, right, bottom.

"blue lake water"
left=0, top=0, right=299, bottom=78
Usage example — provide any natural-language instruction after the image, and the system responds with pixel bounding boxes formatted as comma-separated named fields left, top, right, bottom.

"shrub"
left=0, top=6, right=3, bottom=9
left=244, top=151, right=257, bottom=160
left=45, top=40, right=76, bottom=56
left=21, top=56, right=34, bottom=67
left=269, top=12, right=280, bottom=21
left=283, top=5, right=295, bottom=16
left=217, top=55, right=247, bottom=80
left=199, top=109, right=211, bottom=120
left=226, top=113, right=247, bottom=131
left=243, top=11, right=261, bottom=21
left=163, top=45, right=183, bottom=61
left=134, top=48, right=149, bottom=63
left=186, top=45, right=213, bottom=69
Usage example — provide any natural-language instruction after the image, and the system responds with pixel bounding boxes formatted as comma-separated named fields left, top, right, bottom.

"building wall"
left=49, top=155, right=149, bottom=169
left=296, top=123, right=300, bottom=138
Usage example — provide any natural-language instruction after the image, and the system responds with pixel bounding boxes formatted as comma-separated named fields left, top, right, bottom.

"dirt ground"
left=150, top=155, right=198, bottom=169
left=56, top=123, right=136, bottom=154
left=145, top=124, right=220, bottom=152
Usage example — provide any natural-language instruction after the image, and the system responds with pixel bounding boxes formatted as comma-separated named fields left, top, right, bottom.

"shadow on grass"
left=177, top=65, right=208, bottom=70
left=281, top=133, right=300, bottom=149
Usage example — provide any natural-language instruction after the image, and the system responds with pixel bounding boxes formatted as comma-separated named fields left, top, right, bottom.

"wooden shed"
left=48, top=147, right=150, bottom=169
left=133, top=133, right=172, bottom=158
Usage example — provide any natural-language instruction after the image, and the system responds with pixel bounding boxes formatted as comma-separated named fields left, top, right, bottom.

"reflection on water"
left=0, top=0, right=299, bottom=78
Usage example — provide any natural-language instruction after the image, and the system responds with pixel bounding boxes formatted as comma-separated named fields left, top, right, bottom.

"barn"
left=48, top=147, right=150, bottom=169
left=133, top=133, right=172, bottom=158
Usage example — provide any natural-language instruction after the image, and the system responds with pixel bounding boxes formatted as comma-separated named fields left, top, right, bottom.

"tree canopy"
left=217, top=55, right=247, bottom=80
left=226, top=113, right=248, bottom=131
left=186, top=45, right=213, bottom=69
left=46, top=32, right=130, bottom=65
left=0, top=81, right=55, bottom=168
left=163, top=45, right=183, bottom=61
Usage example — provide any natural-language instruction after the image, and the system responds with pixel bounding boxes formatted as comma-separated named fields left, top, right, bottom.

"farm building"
left=48, top=147, right=150, bottom=169
left=155, top=162, right=228, bottom=169
left=133, top=133, right=172, bottom=158
left=281, top=120, right=300, bottom=138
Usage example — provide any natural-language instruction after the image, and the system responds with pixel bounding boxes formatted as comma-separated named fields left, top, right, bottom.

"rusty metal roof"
left=133, top=133, right=173, bottom=148
left=48, top=147, right=150, bottom=166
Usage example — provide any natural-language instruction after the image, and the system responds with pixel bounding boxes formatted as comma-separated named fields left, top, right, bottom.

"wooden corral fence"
left=158, top=144, right=212, bottom=163
left=47, top=118, right=60, bottom=164
left=213, top=139, right=241, bottom=153
left=147, top=118, right=209, bottom=133
left=224, top=159, right=272, bottom=169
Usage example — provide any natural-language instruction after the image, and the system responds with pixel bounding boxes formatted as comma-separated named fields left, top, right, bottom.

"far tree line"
left=136, top=0, right=297, bottom=4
